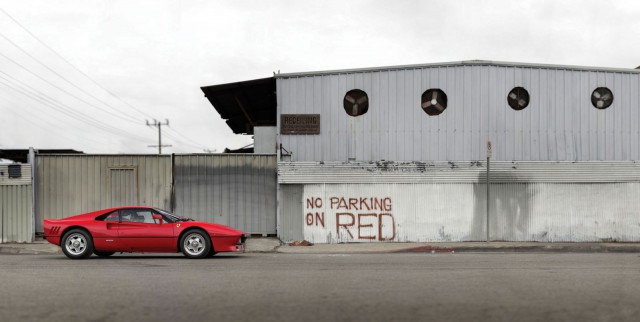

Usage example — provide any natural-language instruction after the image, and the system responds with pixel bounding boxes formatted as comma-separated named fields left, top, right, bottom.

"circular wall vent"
left=421, top=89, right=448, bottom=116
left=507, top=87, right=530, bottom=110
left=591, top=87, right=613, bottom=109
left=343, top=89, right=369, bottom=116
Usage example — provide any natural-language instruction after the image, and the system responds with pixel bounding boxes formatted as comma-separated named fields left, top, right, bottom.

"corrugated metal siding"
left=173, top=154, right=277, bottom=234
left=277, top=65, right=640, bottom=162
left=279, top=161, right=640, bottom=183
left=35, top=155, right=171, bottom=232
left=0, top=182, right=33, bottom=243
left=287, top=182, right=640, bottom=243
left=279, top=184, right=303, bottom=242
left=0, top=164, right=32, bottom=185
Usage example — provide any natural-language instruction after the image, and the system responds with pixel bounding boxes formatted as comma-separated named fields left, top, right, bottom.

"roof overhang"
left=201, top=77, right=276, bottom=135
left=0, top=149, right=84, bottom=163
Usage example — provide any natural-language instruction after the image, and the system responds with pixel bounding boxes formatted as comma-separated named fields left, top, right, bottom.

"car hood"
left=188, top=220, right=245, bottom=236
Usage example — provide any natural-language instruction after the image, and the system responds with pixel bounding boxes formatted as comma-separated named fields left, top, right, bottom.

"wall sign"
left=280, top=114, right=320, bottom=134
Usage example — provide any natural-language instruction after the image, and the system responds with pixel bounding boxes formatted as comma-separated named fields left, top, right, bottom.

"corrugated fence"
left=173, top=154, right=277, bottom=235
left=34, top=154, right=277, bottom=235
left=0, top=164, right=33, bottom=243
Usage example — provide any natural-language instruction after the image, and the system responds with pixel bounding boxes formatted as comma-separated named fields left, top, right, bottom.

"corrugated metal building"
left=0, top=163, right=34, bottom=243
left=206, top=60, right=640, bottom=243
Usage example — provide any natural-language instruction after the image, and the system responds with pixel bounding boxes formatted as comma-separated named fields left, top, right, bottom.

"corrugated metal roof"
left=278, top=161, right=640, bottom=184
left=275, top=60, right=640, bottom=78
left=201, top=77, right=276, bottom=134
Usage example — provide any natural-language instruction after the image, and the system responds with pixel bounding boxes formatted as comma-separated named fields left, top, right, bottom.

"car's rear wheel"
left=94, top=251, right=115, bottom=257
left=61, top=229, right=93, bottom=259
left=180, top=230, right=211, bottom=259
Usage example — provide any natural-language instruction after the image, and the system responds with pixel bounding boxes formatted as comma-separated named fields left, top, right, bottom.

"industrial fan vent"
left=343, top=89, right=369, bottom=116
left=591, top=87, right=613, bottom=109
left=421, top=89, right=447, bottom=116
left=507, top=87, right=530, bottom=110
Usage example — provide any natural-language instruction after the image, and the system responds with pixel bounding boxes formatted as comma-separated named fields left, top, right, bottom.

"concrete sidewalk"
left=3, top=239, right=640, bottom=255
left=277, top=241, right=640, bottom=254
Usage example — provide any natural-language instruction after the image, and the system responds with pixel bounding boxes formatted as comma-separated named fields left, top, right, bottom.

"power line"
left=0, top=74, right=151, bottom=143
left=0, top=8, right=214, bottom=152
left=0, top=50, right=143, bottom=125
left=0, top=7, right=152, bottom=120
left=0, top=93, right=114, bottom=148
left=0, top=31, right=140, bottom=123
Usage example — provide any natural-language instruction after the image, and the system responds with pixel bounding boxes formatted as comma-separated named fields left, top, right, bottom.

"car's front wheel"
left=61, top=229, right=93, bottom=259
left=180, top=230, right=211, bottom=259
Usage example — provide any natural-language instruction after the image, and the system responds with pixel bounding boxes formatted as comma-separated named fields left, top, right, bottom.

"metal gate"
left=173, top=154, right=277, bottom=235
left=109, top=167, right=138, bottom=207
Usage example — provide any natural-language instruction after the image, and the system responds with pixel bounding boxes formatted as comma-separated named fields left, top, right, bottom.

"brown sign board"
left=280, top=114, right=320, bottom=134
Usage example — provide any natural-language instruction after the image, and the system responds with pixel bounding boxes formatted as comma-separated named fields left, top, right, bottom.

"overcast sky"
left=0, top=0, right=638, bottom=155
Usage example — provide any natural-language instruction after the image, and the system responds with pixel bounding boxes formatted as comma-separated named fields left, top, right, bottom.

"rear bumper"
left=43, top=235, right=61, bottom=246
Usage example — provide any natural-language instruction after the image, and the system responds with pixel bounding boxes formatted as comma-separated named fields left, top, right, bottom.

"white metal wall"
left=297, top=182, right=640, bottom=243
left=279, top=161, right=640, bottom=243
left=277, top=64, right=640, bottom=162
left=0, top=164, right=33, bottom=243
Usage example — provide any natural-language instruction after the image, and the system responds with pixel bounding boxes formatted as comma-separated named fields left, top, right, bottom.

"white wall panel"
left=291, top=182, right=640, bottom=243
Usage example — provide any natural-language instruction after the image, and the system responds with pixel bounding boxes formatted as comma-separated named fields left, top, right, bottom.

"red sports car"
left=43, top=206, right=246, bottom=259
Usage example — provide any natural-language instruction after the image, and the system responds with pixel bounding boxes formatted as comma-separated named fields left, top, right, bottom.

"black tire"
left=207, top=247, right=217, bottom=257
left=179, top=229, right=211, bottom=259
left=94, top=251, right=115, bottom=257
left=61, top=229, right=94, bottom=259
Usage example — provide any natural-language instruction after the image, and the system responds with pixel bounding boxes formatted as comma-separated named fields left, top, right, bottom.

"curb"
left=393, top=244, right=640, bottom=254
left=4, top=243, right=640, bottom=255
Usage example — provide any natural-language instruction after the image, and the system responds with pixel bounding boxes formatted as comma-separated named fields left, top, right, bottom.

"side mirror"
left=152, top=214, right=163, bottom=224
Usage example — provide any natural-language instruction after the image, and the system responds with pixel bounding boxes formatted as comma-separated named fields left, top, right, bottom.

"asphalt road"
left=1, top=253, right=639, bottom=322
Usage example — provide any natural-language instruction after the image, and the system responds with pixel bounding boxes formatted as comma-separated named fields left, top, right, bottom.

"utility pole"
left=146, top=119, right=171, bottom=154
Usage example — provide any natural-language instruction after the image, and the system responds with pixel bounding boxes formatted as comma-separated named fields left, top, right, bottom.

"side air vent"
left=343, top=89, right=369, bottom=117
left=507, top=87, right=530, bottom=111
left=421, top=89, right=448, bottom=116
left=591, top=87, right=613, bottom=109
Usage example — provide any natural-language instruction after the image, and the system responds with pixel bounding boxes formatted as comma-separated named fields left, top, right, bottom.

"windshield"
left=154, top=208, right=194, bottom=222
left=154, top=208, right=181, bottom=223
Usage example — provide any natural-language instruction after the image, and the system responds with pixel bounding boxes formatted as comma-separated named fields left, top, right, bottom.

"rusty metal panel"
left=35, top=155, right=171, bottom=232
left=0, top=184, right=34, bottom=243
left=173, top=154, right=276, bottom=234
left=278, top=161, right=640, bottom=184
left=277, top=64, right=640, bottom=162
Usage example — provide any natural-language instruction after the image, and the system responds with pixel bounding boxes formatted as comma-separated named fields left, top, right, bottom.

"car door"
left=91, top=210, right=124, bottom=252
left=117, top=208, right=176, bottom=252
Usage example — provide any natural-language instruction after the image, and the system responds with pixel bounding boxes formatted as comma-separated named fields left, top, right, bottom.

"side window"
left=136, top=210, right=156, bottom=224
left=121, top=209, right=158, bottom=224
left=120, top=210, right=134, bottom=223
left=104, top=212, right=119, bottom=222
left=96, top=211, right=119, bottom=222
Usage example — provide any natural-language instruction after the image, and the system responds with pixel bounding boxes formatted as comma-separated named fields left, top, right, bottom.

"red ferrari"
left=43, top=206, right=246, bottom=259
